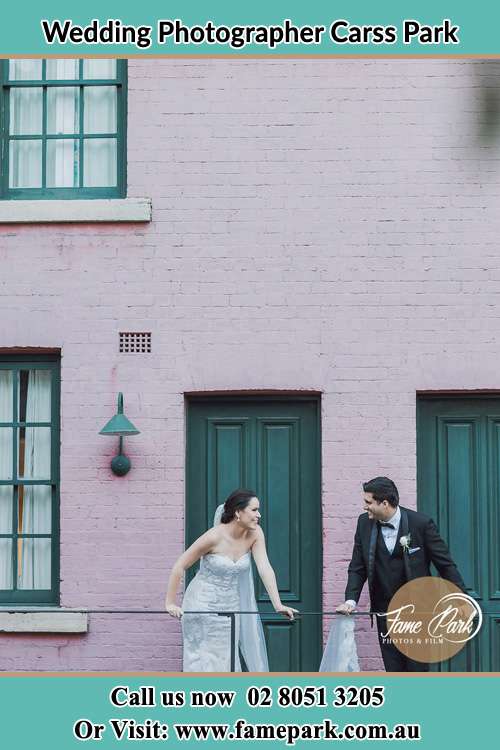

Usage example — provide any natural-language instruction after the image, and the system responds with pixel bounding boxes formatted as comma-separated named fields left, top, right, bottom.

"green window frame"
left=0, top=356, right=60, bottom=605
left=0, top=59, right=127, bottom=199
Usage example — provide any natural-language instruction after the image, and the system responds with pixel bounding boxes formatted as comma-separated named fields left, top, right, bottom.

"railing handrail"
left=0, top=608, right=377, bottom=615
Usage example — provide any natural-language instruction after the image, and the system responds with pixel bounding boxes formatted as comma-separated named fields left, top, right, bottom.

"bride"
left=165, top=489, right=297, bottom=671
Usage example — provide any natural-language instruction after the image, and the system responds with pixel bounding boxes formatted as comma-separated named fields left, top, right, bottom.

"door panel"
left=186, top=396, right=321, bottom=671
left=256, top=417, right=300, bottom=601
left=417, top=397, right=500, bottom=671
left=437, top=417, right=482, bottom=599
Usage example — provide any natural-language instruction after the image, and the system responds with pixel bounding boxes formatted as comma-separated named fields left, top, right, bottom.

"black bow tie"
left=378, top=520, right=395, bottom=529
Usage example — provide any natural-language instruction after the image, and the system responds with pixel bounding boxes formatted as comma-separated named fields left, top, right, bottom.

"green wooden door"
left=186, top=396, right=321, bottom=671
left=417, top=396, right=500, bottom=671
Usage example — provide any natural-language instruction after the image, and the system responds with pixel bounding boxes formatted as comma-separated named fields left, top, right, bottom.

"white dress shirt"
left=379, top=505, right=401, bottom=554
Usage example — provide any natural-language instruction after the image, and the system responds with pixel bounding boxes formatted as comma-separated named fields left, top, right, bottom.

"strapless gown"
left=182, top=552, right=251, bottom=672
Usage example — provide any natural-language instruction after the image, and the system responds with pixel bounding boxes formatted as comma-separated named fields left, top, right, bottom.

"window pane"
left=0, top=371, right=13, bottom=422
left=83, top=59, right=116, bottom=79
left=10, top=88, right=43, bottom=135
left=18, top=538, right=51, bottom=589
left=0, top=429, right=13, bottom=479
left=47, top=140, right=80, bottom=187
left=83, top=138, right=117, bottom=187
left=47, top=87, right=79, bottom=134
left=0, top=486, right=13, bottom=533
left=84, top=86, right=117, bottom=134
left=8, top=60, right=42, bottom=80
left=18, top=370, right=52, bottom=423
left=46, top=59, right=79, bottom=80
left=18, top=427, right=51, bottom=480
left=9, top=140, right=42, bottom=188
left=18, top=485, right=51, bottom=535
left=0, top=540, right=12, bottom=589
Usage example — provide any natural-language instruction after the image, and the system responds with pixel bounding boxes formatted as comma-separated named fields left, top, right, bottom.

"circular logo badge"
left=383, top=577, right=482, bottom=663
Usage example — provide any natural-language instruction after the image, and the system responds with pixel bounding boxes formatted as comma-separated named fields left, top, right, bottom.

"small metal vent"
left=119, top=332, right=152, bottom=354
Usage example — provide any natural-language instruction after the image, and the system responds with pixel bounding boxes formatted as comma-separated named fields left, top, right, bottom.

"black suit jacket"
left=345, top=506, right=466, bottom=608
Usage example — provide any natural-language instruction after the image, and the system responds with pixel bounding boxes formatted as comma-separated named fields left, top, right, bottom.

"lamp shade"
left=99, top=393, right=140, bottom=437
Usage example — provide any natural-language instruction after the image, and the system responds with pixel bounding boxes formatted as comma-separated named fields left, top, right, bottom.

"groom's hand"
left=336, top=601, right=356, bottom=615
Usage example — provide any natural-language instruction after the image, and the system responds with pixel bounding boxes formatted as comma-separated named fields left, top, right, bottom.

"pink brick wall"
left=1, top=59, right=498, bottom=670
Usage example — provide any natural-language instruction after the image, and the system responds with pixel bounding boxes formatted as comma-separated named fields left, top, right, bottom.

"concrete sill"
left=0, top=609, right=88, bottom=633
left=0, top=198, right=152, bottom=224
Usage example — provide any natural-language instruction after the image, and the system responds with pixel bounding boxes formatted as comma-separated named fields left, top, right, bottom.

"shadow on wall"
left=475, top=61, right=500, bottom=146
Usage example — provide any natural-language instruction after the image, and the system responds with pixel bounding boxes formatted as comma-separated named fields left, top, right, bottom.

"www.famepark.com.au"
left=101, top=717, right=421, bottom=743
left=175, top=718, right=421, bottom=743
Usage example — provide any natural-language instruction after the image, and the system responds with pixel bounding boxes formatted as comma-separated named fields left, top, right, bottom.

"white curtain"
left=9, top=87, right=43, bottom=189
left=83, top=59, right=116, bottom=79
left=83, top=138, right=117, bottom=187
left=46, top=59, right=79, bottom=80
left=46, top=86, right=80, bottom=188
left=10, top=88, right=42, bottom=135
left=9, top=60, right=42, bottom=81
left=0, top=371, right=13, bottom=588
left=9, top=61, right=42, bottom=188
left=19, top=371, right=52, bottom=589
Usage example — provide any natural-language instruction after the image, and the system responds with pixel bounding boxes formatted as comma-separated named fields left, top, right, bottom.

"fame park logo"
left=381, top=577, right=482, bottom=663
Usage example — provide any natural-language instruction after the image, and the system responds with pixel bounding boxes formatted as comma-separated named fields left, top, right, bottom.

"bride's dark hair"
left=221, top=489, right=257, bottom=523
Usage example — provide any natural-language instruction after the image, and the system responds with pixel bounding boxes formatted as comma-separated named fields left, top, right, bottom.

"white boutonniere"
left=400, top=534, right=411, bottom=553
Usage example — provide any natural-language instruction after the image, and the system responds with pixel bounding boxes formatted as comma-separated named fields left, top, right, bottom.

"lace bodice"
left=198, top=552, right=251, bottom=589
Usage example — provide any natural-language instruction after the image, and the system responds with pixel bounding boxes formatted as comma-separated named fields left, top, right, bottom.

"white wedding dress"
left=181, top=507, right=268, bottom=672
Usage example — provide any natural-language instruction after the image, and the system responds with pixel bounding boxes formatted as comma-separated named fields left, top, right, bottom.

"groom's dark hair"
left=362, top=477, right=399, bottom=507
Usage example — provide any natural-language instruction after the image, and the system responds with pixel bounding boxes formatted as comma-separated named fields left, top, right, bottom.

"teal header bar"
left=2, top=1, right=499, bottom=56
left=0, top=674, right=497, bottom=748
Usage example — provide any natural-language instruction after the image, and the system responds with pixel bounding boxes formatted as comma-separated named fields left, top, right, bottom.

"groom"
left=336, top=476, right=467, bottom=671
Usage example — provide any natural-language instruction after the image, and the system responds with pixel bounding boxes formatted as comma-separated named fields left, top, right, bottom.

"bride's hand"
left=165, top=602, right=183, bottom=618
left=276, top=604, right=299, bottom=621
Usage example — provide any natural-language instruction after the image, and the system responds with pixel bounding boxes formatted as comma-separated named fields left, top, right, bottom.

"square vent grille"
left=119, top=332, right=152, bottom=354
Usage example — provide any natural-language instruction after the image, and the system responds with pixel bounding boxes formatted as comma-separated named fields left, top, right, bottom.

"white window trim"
left=0, top=198, right=151, bottom=224
left=0, top=609, right=88, bottom=633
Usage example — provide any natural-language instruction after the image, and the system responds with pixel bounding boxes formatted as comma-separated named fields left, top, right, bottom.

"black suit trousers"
left=376, top=615, right=430, bottom=672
